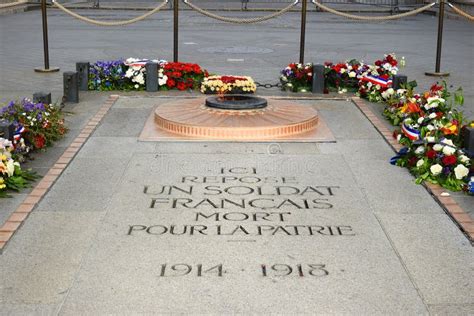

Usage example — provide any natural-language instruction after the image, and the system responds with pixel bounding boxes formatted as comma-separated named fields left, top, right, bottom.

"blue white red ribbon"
left=124, top=59, right=150, bottom=67
left=390, top=147, right=409, bottom=165
left=13, top=124, right=25, bottom=141
left=401, top=122, right=420, bottom=141
left=361, top=75, right=393, bottom=88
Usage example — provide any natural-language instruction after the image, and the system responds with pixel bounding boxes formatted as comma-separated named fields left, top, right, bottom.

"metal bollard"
left=145, top=62, right=159, bottom=92
left=392, top=75, right=407, bottom=90
left=0, top=120, right=15, bottom=141
left=464, top=127, right=474, bottom=158
left=33, top=92, right=52, bottom=104
left=76, top=62, right=90, bottom=91
left=312, top=64, right=325, bottom=94
left=63, top=71, right=79, bottom=103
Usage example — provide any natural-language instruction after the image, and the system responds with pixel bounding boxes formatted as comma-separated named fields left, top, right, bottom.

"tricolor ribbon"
left=361, top=75, right=393, bottom=88
left=401, top=122, right=420, bottom=141
left=13, top=124, right=25, bottom=141
left=390, top=147, right=409, bottom=165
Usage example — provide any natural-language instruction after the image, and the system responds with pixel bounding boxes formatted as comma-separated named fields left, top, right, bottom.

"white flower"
left=442, top=146, right=456, bottom=156
left=349, top=71, right=356, bottom=78
left=340, top=68, right=346, bottom=74
left=134, top=84, right=139, bottom=89
left=430, top=164, right=443, bottom=176
left=433, top=144, right=443, bottom=151
left=425, top=96, right=445, bottom=110
left=429, top=113, right=437, bottom=119
left=441, top=139, right=455, bottom=147
left=375, top=84, right=381, bottom=90
left=125, top=68, right=134, bottom=78
left=416, top=159, right=424, bottom=168
left=367, top=82, right=373, bottom=88
left=158, top=75, right=168, bottom=86
left=6, top=159, right=15, bottom=177
left=417, top=117, right=424, bottom=124
left=459, top=155, right=470, bottom=164
left=427, top=125, right=435, bottom=131
left=397, top=89, right=406, bottom=95
left=415, top=146, right=425, bottom=155
left=454, top=164, right=469, bottom=180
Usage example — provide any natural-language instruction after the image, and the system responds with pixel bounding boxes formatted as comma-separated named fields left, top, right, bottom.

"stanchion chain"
left=255, top=82, right=282, bottom=89
left=447, top=2, right=474, bottom=22
left=51, top=0, right=169, bottom=26
left=182, top=0, right=299, bottom=24
left=311, top=0, right=436, bottom=21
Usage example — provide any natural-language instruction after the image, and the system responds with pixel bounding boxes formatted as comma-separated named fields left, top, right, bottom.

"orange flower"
left=441, top=123, right=458, bottom=135
left=407, top=102, right=421, bottom=113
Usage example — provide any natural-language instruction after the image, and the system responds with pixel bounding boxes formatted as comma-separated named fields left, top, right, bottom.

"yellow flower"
left=0, top=177, right=5, bottom=189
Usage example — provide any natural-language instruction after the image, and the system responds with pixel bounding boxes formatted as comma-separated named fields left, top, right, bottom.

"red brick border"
left=0, top=95, right=119, bottom=254
left=352, top=97, right=474, bottom=242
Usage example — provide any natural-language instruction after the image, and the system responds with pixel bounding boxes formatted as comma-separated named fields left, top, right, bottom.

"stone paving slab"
left=0, top=96, right=472, bottom=314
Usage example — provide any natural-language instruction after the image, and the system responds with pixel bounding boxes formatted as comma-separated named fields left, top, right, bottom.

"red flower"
left=442, top=155, right=457, bottom=166
left=167, top=79, right=176, bottom=88
left=34, top=134, right=46, bottom=149
left=408, top=157, right=418, bottom=167
left=426, top=150, right=437, bottom=159
left=430, top=84, right=443, bottom=93
left=177, top=82, right=187, bottom=91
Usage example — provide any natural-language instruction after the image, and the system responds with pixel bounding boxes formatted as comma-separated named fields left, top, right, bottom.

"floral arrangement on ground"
left=88, top=58, right=208, bottom=91
left=0, top=138, right=37, bottom=197
left=280, top=63, right=313, bottom=92
left=281, top=54, right=473, bottom=192
left=387, top=83, right=473, bottom=192
left=0, top=98, right=67, bottom=197
left=201, top=75, right=256, bottom=94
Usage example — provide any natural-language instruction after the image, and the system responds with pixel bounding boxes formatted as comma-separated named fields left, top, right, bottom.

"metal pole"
left=173, top=0, right=179, bottom=62
left=425, top=0, right=449, bottom=77
left=35, top=0, right=59, bottom=73
left=299, top=0, right=307, bottom=64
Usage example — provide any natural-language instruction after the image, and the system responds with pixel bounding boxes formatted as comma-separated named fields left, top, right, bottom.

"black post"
left=464, top=127, right=474, bottom=158
left=33, top=92, right=52, bottom=104
left=35, top=0, right=59, bottom=73
left=173, top=0, right=179, bottom=62
left=392, top=75, right=407, bottom=90
left=76, top=62, right=90, bottom=91
left=145, top=62, right=159, bottom=92
left=0, top=120, right=15, bottom=141
left=299, top=0, right=308, bottom=64
left=63, top=71, right=79, bottom=103
left=425, top=0, right=449, bottom=77
left=312, top=64, right=325, bottom=94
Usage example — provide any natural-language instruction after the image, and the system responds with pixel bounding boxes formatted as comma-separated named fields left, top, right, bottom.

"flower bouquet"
left=391, top=83, right=473, bottom=191
left=280, top=63, right=313, bottom=92
left=0, top=138, right=37, bottom=197
left=88, top=58, right=207, bottom=91
left=160, top=62, right=208, bottom=91
left=324, top=59, right=366, bottom=93
left=357, top=54, right=399, bottom=102
left=200, top=75, right=256, bottom=94
left=1, top=99, right=67, bottom=161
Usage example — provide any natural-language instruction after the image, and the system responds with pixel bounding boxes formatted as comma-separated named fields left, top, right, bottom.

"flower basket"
left=201, top=75, right=256, bottom=94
